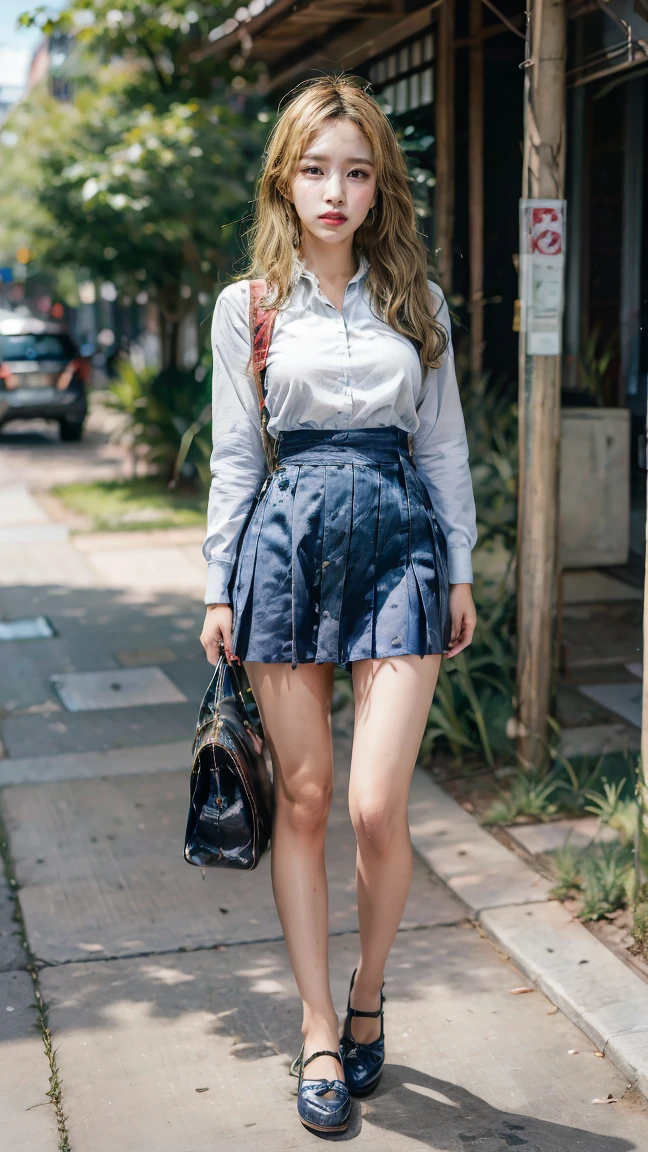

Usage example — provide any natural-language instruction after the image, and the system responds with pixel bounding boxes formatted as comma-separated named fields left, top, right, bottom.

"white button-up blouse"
left=203, top=252, right=477, bottom=604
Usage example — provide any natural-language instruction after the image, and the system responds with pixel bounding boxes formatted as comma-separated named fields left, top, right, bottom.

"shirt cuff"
left=447, top=548, right=473, bottom=584
left=205, top=561, right=233, bottom=605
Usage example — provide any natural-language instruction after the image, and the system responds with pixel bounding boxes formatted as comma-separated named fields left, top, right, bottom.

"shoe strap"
left=346, top=981, right=385, bottom=1019
left=303, top=1049, right=343, bottom=1070
left=346, top=1004, right=383, bottom=1018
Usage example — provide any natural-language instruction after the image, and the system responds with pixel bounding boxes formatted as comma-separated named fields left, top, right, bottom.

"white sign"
left=519, top=199, right=566, bottom=356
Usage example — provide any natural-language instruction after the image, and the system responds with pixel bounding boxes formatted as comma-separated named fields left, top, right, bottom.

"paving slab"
left=0, top=484, right=51, bottom=527
left=481, top=901, right=648, bottom=1098
left=579, top=682, right=642, bottom=729
left=505, top=817, right=618, bottom=855
left=557, top=722, right=640, bottom=758
left=3, top=768, right=462, bottom=964
left=50, top=666, right=188, bottom=712
left=82, top=546, right=205, bottom=594
left=408, top=768, right=551, bottom=913
left=39, top=926, right=648, bottom=1152
left=0, top=858, right=24, bottom=971
left=0, top=616, right=55, bottom=641
left=0, top=541, right=96, bottom=588
left=2, top=700, right=199, bottom=758
left=0, top=740, right=188, bottom=787
left=0, top=969, right=59, bottom=1151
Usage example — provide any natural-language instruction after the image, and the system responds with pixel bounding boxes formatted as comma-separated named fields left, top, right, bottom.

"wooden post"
left=469, top=0, right=484, bottom=383
left=642, top=408, right=648, bottom=861
left=516, top=0, right=567, bottom=769
left=435, top=0, right=455, bottom=294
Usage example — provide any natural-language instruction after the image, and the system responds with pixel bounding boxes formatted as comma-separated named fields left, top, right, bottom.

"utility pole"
left=435, top=0, right=455, bottom=294
left=516, top=0, right=567, bottom=768
left=469, top=0, right=484, bottom=383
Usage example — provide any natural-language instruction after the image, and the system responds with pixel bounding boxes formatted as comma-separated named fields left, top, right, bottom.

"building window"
left=368, top=31, right=434, bottom=114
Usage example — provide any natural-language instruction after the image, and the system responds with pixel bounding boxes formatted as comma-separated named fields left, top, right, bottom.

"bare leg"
left=244, top=660, right=341, bottom=1082
left=347, top=654, right=442, bottom=1042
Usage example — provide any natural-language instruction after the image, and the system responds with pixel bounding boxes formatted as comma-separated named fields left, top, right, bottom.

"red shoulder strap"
left=248, top=280, right=278, bottom=410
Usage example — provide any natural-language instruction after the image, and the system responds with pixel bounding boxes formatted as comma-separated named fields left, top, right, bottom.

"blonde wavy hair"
left=237, top=74, right=448, bottom=370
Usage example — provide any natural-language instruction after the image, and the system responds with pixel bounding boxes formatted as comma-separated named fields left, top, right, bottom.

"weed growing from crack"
left=0, top=811, right=71, bottom=1152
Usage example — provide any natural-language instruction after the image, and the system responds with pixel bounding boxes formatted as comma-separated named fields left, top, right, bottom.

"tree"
left=13, top=1, right=269, bottom=364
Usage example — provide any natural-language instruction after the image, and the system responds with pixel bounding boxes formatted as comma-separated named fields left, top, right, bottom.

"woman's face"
left=289, top=118, right=377, bottom=247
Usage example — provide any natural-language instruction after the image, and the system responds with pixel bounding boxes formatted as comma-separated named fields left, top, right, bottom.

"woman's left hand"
left=444, top=583, right=477, bottom=659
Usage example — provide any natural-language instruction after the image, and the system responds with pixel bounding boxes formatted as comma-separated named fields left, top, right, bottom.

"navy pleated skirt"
left=229, top=427, right=451, bottom=670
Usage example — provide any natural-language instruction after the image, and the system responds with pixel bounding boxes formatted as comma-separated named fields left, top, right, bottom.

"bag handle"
left=248, top=279, right=279, bottom=474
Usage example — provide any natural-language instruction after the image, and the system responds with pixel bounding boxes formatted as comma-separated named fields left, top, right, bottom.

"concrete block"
left=558, top=723, right=640, bottom=758
left=481, top=901, right=648, bottom=1092
left=39, top=927, right=646, bottom=1152
left=0, top=858, right=24, bottom=971
left=0, top=970, right=59, bottom=1151
left=505, top=817, right=618, bottom=855
left=2, top=700, right=198, bottom=758
left=408, top=769, right=551, bottom=914
left=50, top=666, right=187, bottom=712
left=579, top=682, right=642, bottom=729
left=0, top=740, right=189, bottom=787
left=3, top=771, right=462, bottom=964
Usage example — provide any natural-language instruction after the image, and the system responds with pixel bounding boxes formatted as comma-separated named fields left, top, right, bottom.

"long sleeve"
left=413, top=285, right=477, bottom=584
left=202, top=281, right=267, bottom=604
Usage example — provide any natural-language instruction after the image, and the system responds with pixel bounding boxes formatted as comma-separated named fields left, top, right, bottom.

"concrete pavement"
left=2, top=422, right=648, bottom=1148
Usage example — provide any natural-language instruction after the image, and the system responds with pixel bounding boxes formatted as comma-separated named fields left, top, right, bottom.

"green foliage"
left=583, top=778, right=628, bottom=825
left=419, top=590, right=516, bottom=769
left=105, top=358, right=212, bottom=482
left=483, top=769, right=561, bottom=825
left=461, top=370, right=518, bottom=553
left=550, top=843, right=583, bottom=900
left=579, top=842, right=633, bottom=921
left=21, top=1, right=251, bottom=100
left=9, top=1, right=270, bottom=363
left=549, top=841, right=634, bottom=922
left=577, top=325, right=617, bottom=403
left=632, top=885, right=648, bottom=958
left=52, top=476, right=204, bottom=531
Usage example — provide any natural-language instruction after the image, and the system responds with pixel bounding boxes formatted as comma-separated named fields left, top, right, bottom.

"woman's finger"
left=445, top=615, right=476, bottom=659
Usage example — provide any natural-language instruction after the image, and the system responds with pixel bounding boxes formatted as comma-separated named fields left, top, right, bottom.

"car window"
left=0, top=334, right=77, bottom=362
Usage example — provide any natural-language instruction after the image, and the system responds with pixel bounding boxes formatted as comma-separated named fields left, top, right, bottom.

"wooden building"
left=201, top=0, right=648, bottom=754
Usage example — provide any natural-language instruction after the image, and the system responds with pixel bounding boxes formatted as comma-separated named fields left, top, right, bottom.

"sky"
left=0, top=0, right=56, bottom=93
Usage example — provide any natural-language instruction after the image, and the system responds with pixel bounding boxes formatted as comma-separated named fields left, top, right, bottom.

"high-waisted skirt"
left=229, top=427, right=451, bottom=670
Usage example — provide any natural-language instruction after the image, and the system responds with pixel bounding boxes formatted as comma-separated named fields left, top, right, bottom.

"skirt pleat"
left=229, top=428, right=451, bottom=670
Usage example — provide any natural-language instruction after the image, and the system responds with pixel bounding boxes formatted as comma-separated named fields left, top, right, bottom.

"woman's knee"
left=277, top=774, right=333, bottom=837
left=350, top=794, right=404, bottom=858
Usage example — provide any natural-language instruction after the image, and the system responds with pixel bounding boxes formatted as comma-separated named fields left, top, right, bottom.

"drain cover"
left=0, top=616, right=55, bottom=641
left=50, top=667, right=188, bottom=712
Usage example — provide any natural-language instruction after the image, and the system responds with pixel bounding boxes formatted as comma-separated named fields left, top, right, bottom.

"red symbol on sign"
left=530, top=207, right=563, bottom=256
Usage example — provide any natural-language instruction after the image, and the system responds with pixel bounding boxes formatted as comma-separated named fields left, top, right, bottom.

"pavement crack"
left=0, top=804, right=71, bottom=1152
left=32, top=917, right=468, bottom=969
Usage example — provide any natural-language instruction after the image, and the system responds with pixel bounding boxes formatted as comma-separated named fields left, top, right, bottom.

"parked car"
left=0, top=316, right=89, bottom=441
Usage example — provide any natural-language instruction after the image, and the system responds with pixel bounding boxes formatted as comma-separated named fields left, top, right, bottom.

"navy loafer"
left=339, top=969, right=385, bottom=1097
left=291, top=1044, right=351, bottom=1134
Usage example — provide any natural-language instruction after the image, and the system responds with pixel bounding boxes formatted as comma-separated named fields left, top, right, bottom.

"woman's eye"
left=349, top=169, right=368, bottom=179
left=303, top=166, right=322, bottom=175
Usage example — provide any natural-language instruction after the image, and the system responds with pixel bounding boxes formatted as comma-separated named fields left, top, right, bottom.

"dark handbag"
left=184, top=648, right=273, bottom=870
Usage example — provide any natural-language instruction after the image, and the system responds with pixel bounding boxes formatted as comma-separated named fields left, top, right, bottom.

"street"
left=1, top=413, right=648, bottom=1151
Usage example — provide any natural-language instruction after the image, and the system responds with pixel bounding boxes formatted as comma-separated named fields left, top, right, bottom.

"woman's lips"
left=319, top=214, right=347, bottom=225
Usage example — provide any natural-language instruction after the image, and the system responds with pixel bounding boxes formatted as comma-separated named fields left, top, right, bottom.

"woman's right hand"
left=200, top=603, right=239, bottom=666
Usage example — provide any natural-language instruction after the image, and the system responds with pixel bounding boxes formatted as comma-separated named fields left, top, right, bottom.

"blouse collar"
left=291, top=250, right=370, bottom=302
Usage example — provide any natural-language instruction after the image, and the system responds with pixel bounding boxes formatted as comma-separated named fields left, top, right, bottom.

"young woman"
left=200, top=75, right=477, bottom=1135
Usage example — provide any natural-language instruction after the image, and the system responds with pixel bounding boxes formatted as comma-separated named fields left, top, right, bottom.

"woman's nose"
left=324, top=175, right=344, bottom=203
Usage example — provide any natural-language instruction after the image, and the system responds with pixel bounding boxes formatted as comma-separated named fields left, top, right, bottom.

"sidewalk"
left=2, top=446, right=648, bottom=1149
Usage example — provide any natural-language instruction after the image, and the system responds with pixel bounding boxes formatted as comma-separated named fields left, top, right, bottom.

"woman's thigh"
left=349, top=654, right=442, bottom=810
left=243, top=661, right=337, bottom=802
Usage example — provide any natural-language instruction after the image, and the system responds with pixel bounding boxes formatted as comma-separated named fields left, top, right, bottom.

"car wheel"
left=59, top=419, right=85, bottom=442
